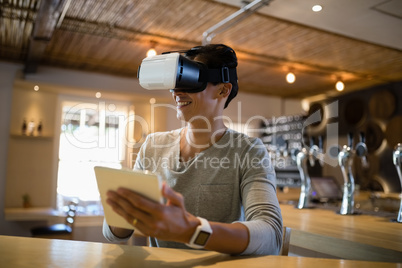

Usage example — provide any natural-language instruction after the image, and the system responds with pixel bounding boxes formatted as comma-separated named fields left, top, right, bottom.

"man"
left=103, top=44, right=283, bottom=255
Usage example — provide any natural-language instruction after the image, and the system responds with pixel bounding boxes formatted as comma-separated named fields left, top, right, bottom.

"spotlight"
left=146, top=48, right=157, bottom=57
left=146, top=41, right=157, bottom=57
left=336, top=80, right=344, bottom=91
left=286, top=72, right=296, bottom=84
left=312, top=5, right=322, bottom=12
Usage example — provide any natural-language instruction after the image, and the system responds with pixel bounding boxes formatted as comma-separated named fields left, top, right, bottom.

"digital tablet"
left=94, top=166, right=163, bottom=232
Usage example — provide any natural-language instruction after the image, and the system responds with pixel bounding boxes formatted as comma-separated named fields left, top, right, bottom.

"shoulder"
left=145, top=129, right=181, bottom=143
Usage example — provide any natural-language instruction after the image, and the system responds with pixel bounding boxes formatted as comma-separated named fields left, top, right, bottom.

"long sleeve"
left=102, top=218, right=132, bottom=243
left=234, top=135, right=283, bottom=255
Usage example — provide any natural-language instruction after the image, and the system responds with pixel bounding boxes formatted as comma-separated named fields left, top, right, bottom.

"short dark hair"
left=185, top=44, right=238, bottom=109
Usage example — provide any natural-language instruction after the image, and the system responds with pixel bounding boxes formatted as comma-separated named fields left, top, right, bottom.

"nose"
left=170, top=89, right=188, bottom=97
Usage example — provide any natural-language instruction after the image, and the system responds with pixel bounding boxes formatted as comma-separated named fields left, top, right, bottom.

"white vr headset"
left=138, top=53, right=237, bottom=93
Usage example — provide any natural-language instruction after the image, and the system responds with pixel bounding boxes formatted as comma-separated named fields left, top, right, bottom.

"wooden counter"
left=280, top=203, right=402, bottom=262
left=0, top=235, right=399, bottom=267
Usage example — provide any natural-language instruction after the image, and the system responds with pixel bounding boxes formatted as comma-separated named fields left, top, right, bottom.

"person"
left=103, top=44, right=283, bottom=255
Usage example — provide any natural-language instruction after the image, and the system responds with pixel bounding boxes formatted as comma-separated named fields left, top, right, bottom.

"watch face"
left=194, top=230, right=210, bottom=246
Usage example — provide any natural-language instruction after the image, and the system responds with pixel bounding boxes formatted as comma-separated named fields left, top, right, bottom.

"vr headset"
left=138, top=52, right=237, bottom=93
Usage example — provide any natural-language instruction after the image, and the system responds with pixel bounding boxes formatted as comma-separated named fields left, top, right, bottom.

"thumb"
left=162, top=182, right=185, bottom=207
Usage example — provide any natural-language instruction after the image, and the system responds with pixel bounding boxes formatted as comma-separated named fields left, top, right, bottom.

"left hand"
left=106, top=182, right=199, bottom=243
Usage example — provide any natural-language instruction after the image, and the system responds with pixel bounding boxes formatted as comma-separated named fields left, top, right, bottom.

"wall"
left=0, top=61, right=303, bottom=241
left=5, top=88, right=58, bottom=208
left=307, top=83, right=402, bottom=192
left=0, top=62, right=23, bottom=235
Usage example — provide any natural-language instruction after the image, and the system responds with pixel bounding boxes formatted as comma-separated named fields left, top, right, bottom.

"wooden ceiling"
left=1, top=0, right=401, bottom=98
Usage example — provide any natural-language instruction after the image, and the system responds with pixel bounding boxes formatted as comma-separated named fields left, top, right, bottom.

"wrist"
left=183, top=216, right=201, bottom=243
left=185, top=217, right=213, bottom=249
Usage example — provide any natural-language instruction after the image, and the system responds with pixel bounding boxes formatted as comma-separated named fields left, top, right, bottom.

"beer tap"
left=393, top=143, right=402, bottom=223
left=338, top=132, right=368, bottom=215
left=296, top=137, right=322, bottom=209
left=296, top=147, right=312, bottom=209
left=355, top=133, right=369, bottom=169
left=309, top=136, right=324, bottom=167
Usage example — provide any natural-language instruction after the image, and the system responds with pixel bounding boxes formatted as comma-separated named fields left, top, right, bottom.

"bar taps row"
left=296, top=132, right=402, bottom=222
left=296, top=132, right=369, bottom=213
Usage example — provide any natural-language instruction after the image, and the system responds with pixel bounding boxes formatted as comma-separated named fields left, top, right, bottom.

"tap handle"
left=355, top=142, right=368, bottom=157
left=393, top=143, right=402, bottom=191
left=318, top=136, right=323, bottom=151
left=355, top=132, right=368, bottom=157
left=316, top=136, right=325, bottom=166
left=355, top=132, right=369, bottom=167
left=291, top=148, right=300, bottom=162
left=309, top=137, right=315, bottom=148
left=360, top=132, right=365, bottom=143
left=393, top=143, right=402, bottom=166
left=347, top=132, right=353, bottom=148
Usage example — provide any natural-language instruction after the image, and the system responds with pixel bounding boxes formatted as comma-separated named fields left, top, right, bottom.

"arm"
left=236, top=138, right=283, bottom=255
left=106, top=183, right=249, bottom=254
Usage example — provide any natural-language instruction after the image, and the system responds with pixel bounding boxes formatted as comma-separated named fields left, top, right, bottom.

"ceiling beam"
left=24, top=0, right=69, bottom=74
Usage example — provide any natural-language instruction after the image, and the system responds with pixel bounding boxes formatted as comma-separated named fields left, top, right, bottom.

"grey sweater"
left=103, top=128, right=283, bottom=255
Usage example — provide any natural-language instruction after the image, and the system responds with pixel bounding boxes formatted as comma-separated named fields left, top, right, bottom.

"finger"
left=116, top=187, right=161, bottom=214
left=107, top=191, right=154, bottom=227
left=106, top=195, right=132, bottom=222
left=107, top=190, right=136, bottom=212
left=162, top=183, right=184, bottom=207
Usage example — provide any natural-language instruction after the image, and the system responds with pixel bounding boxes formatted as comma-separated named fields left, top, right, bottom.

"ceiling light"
left=286, top=72, right=296, bottom=84
left=146, top=40, right=158, bottom=57
left=95, top=92, right=102, bottom=98
left=146, top=48, right=157, bottom=57
left=335, top=80, right=344, bottom=91
left=312, top=5, right=322, bottom=12
left=301, top=99, right=310, bottom=112
left=34, top=85, right=39, bottom=91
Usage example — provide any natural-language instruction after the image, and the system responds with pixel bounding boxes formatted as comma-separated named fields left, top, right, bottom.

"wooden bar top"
left=280, top=203, right=402, bottom=262
left=0, top=235, right=399, bottom=267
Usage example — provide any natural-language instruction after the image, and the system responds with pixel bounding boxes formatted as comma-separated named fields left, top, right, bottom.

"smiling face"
left=171, top=83, right=222, bottom=124
left=170, top=52, right=233, bottom=126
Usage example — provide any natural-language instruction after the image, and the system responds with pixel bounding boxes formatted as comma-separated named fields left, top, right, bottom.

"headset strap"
left=201, top=67, right=237, bottom=83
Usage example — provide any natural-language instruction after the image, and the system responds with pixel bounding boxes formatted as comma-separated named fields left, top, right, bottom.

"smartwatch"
left=185, top=217, right=213, bottom=249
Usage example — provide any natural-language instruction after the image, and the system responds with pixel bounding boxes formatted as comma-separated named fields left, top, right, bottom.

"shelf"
left=4, top=207, right=62, bottom=221
left=10, top=134, right=53, bottom=141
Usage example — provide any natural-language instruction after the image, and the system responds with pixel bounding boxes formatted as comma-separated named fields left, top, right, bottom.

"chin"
left=176, top=112, right=186, bottom=121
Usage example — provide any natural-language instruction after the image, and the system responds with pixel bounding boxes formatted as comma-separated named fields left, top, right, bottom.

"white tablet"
left=94, top=166, right=163, bottom=232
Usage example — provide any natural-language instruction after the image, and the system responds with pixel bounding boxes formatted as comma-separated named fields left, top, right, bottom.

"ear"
left=219, top=83, right=232, bottom=98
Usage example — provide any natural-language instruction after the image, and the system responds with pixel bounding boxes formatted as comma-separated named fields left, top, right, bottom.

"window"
left=57, top=99, right=132, bottom=215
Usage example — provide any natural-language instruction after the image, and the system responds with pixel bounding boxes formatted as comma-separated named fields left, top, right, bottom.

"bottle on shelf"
left=37, top=120, right=43, bottom=136
left=27, top=119, right=35, bottom=136
left=21, top=118, right=27, bottom=135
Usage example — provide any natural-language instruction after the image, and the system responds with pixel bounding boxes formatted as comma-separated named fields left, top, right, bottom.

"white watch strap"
left=185, top=217, right=212, bottom=249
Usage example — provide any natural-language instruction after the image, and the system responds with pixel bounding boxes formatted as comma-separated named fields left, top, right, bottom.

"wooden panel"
left=280, top=203, right=402, bottom=262
left=1, top=0, right=401, bottom=97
